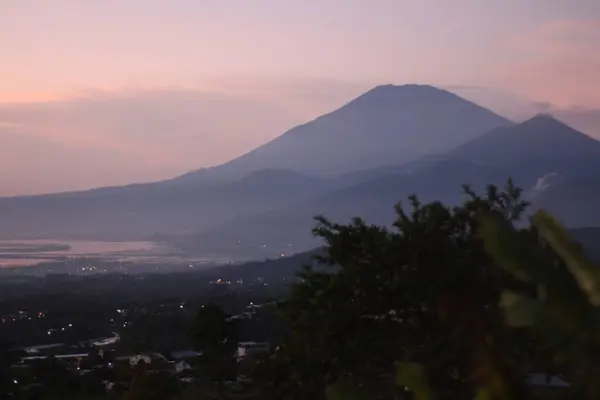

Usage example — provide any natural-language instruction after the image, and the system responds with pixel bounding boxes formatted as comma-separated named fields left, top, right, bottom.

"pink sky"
left=1, top=1, right=599, bottom=195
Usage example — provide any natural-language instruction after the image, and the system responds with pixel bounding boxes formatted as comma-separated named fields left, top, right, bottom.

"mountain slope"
left=0, top=85, right=510, bottom=240
left=177, top=158, right=508, bottom=257
left=177, top=116, right=600, bottom=258
left=531, top=177, right=600, bottom=228
left=450, top=114, right=600, bottom=184
left=570, top=227, right=600, bottom=261
left=0, top=169, right=333, bottom=239
left=178, top=84, right=512, bottom=180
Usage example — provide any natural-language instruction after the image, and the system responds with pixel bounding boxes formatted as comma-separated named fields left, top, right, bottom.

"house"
left=236, top=342, right=270, bottom=361
left=128, top=353, right=169, bottom=371
left=174, top=360, right=193, bottom=373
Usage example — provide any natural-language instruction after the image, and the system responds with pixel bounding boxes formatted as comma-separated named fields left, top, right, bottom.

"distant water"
left=0, top=239, right=161, bottom=267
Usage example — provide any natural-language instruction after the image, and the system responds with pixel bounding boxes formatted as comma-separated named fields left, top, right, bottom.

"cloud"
left=449, top=85, right=600, bottom=139
left=551, top=106, right=600, bottom=138
left=532, top=172, right=562, bottom=192
left=201, top=75, right=373, bottom=119
left=488, top=19, right=600, bottom=108
left=0, top=126, right=167, bottom=196
left=0, top=78, right=378, bottom=195
left=3, top=75, right=598, bottom=197
left=0, top=88, right=303, bottom=195
left=446, top=85, right=541, bottom=120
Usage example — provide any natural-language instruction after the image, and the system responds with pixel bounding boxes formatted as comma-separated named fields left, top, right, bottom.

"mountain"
left=336, top=154, right=453, bottom=186
left=530, top=177, right=600, bottom=228
left=0, top=85, right=511, bottom=240
left=0, top=89, right=304, bottom=195
left=570, top=227, right=600, bottom=261
left=178, top=84, right=512, bottom=181
left=448, top=115, right=600, bottom=228
left=450, top=114, right=600, bottom=184
left=3, top=89, right=598, bottom=250
left=176, top=116, right=600, bottom=258
left=177, top=158, right=508, bottom=257
left=0, top=170, right=333, bottom=239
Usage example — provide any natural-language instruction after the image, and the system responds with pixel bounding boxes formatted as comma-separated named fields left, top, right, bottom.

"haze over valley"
left=1, top=84, right=600, bottom=263
left=5, top=3, right=600, bottom=399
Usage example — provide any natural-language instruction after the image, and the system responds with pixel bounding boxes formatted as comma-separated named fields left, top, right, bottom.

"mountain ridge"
left=1, top=86, right=598, bottom=249
left=450, top=114, right=600, bottom=184
left=176, top=84, right=512, bottom=180
left=176, top=116, right=600, bottom=257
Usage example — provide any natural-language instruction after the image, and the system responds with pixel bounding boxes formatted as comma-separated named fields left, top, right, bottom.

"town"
left=0, top=259, right=297, bottom=398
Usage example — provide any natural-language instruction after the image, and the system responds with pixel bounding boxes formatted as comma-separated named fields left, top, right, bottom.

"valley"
left=5, top=4, right=600, bottom=398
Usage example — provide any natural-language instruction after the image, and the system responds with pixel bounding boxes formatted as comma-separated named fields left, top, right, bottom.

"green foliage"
left=192, top=303, right=239, bottom=386
left=395, top=362, right=436, bottom=400
left=481, top=210, right=600, bottom=398
left=0, top=342, right=22, bottom=397
left=193, top=303, right=238, bottom=357
left=123, top=370, right=181, bottom=400
left=253, top=180, right=534, bottom=399
left=256, top=179, right=598, bottom=398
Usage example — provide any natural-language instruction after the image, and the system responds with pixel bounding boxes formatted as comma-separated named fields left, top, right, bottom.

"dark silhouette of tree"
left=479, top=209, right=600, bottom=399
left=27, top=356, right=82, bottom=399
left=192, top=303, right=239, bottom=387
left=0, top=342, right=23, bottom=397
left=124, top=369, right=181, bottom=400
left=253, top=181, right=535, bottom=399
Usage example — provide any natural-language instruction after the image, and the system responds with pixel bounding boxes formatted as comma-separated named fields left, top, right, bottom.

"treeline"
left=242, top=180, right=600, bottom=399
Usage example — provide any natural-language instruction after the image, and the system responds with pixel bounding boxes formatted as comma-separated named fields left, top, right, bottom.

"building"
left=124, top=352, right=170, bottom=372
left=174, top=360, right=193, bottom=373
left=236, top=342, right=270, bottom=361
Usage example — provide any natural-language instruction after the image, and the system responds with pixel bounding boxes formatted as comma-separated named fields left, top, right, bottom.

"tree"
left=253, top=180, right=535, bottom=399
left=28, top=356, right=82, bottom=399
left=0, top=342, right=23, bottom=397
left=192, top=303, right=239, bottom=386
left=480, top=209, right=600, bottom=399
left=124, top=369, right=181, bottom=400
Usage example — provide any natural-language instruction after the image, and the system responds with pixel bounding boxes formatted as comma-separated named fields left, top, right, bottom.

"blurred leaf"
left=532, top=210, right=600, bottom=307
left=395, top=362, right=436, bottom=400
left=501, top=290, right=573, bottom=349
left=480, top=212, right=580, bottom=317
left=500, top=291, right=547, bottom=328
left=474, top=388, right=493, bottom=400
left=479, top=214, right=535, bottom=282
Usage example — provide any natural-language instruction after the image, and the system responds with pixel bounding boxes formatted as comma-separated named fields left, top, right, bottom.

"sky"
left=1, top=0, right=599, bottom=195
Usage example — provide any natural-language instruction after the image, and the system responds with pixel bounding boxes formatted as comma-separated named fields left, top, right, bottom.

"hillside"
left=570, top=227, right=600, bottom=260
left=2, top=91, right=599, bottom=250
left=0, top=170, right=333, bottom=239
left=204, top=224, right=600, bottom=280
left=531, top=178, right=600, bottom=228
left=177, top=117, right=600, bottom=258
left=450, top=114, right=600, bottom=184
left=177, top=158, right=508, bottom=257
left=178, top=84, right=512, bottom=180
left=0, top=85, right=510, bottom=240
